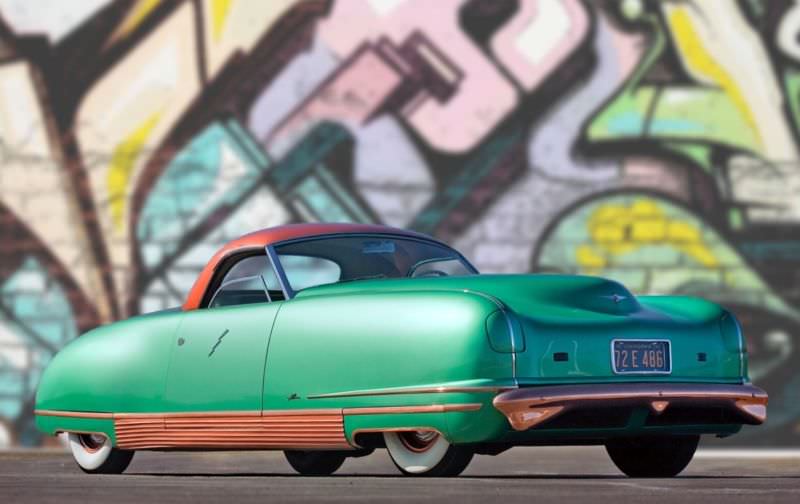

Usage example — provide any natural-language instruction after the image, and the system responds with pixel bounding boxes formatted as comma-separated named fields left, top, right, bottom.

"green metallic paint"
left=35, top=309, right=181, bottom=415
left=163, top=303, right=280, bottom=412
left=262, top=291, right=511, bottom=407
left=485, top=310, right=524, bottom=353
left=36, top=273, right=753, bottom=447
left=300, top=275, right=745, bottom=384
left=35, top=416, right=117, bottom=444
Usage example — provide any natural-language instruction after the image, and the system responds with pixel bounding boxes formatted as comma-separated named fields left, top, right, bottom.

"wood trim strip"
left=38, top=403, right=483, bottom=449
left=114, top=411, right=350, bottom=450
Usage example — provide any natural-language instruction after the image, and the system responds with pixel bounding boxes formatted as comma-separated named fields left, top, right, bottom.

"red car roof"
left=182, top=223, right=436, bottom=310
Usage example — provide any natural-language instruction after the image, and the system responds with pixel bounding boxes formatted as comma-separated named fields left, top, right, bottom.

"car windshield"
left=273, top=235, right=477, bottom=292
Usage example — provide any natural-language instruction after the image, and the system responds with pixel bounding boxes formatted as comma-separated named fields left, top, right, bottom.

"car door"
left=163, top=254, right=281, bottom=412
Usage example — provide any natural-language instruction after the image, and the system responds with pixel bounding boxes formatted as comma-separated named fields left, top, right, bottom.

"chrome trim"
left=610, top=339, right=673, bottom=375
left=111, top=409, right=342, bottom=419
left=406, top=256, right=468, bottom=277
left=259, top=275, right=272, bottom=303
left=208, top=274, right=270, bottom=308
left=503, top=308, right=517, bottom=383
left=35, top=410, right=114, bottom=419
left=600, top=294, right=627, bottom=303
left=307, top=385, right=514, bottom=399
left=265, top=245, right=295, bottom=300
left=342, top=403, right=482, bottom=415
left=453, top=288, right=502, bottom=308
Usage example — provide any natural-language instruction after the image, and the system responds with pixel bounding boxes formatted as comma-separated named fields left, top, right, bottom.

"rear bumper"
left=493, top=383, right=768, bottom=431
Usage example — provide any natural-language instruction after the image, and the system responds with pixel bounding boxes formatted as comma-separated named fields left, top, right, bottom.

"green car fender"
left=35, top=309, right=183, bottom=442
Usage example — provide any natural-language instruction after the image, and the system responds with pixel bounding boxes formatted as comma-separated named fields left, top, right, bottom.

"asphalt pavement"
left=1, top=446, right=797, bottom=503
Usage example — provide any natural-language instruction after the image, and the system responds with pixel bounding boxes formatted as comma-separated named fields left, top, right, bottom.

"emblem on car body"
left=602, top=294, right=627, bottom=304
left=208, top=329, right=229, bottom=357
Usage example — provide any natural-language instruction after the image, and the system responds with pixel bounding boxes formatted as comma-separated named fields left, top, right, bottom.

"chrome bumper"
left=493, top=383, right=768, bottom=431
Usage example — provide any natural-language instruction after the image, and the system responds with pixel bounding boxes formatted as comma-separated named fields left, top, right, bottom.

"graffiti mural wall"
left=0, top=0, right=798, bottom=446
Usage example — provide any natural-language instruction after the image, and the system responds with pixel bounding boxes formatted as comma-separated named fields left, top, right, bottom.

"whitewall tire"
left=383, top=431, right=473, bottom=477
left=67, top=433, right=134, bottom=474
left=0, top=418, right=12, bottom=448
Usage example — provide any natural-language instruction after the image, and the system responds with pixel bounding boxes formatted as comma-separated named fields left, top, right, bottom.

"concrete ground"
left=0, top=446, right=798, bottom=503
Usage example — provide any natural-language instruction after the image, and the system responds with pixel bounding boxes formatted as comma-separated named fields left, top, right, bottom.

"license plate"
left=612, top=340, right=671, bottom=374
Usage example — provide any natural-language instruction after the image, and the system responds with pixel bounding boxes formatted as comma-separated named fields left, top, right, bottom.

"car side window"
left=278, top=254, right=341, bottom=291
left=208, top=255, right=282, bottom=308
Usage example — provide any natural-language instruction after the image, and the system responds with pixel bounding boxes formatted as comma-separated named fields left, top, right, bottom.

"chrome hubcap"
left=78, top=434, right=105, bottom=453
left=398, top=430, right=439, bottom=453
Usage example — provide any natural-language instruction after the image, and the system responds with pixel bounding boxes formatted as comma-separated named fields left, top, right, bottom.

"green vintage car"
left=35, top=223, right=767, bottom=477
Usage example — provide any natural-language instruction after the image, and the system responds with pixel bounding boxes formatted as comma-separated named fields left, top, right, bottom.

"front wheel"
left=67, top=433, right=134, bottom=474
left=605, top=435, right=699, bottom=477
left=383, top=431, right=473, bottom=477
left=284, top=450, right=346, bottom=476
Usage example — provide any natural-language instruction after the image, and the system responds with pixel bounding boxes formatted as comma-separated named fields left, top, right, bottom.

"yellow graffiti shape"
left=667, top=8, right=762, bottom=147
left=110, top=0, right=162, bottom=43
left=211, top=0, right=234, bottom=41
left=577, top=245, right=607, bottom=269
left=578, top=198, right=718, bottom=271
left=107, top=112, right=162, bottom=231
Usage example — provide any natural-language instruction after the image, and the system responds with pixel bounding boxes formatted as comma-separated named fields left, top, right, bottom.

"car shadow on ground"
left=124, top=472, right=800, bottom=479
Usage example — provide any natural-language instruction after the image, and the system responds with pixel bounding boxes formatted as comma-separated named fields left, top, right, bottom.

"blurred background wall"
left=0, top=0, right=798, bottom=447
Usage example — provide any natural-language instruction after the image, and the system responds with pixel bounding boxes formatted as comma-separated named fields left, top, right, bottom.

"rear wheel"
left=384, top=431, right=473, bottom=477
left=67, top=433, right=134, bottom=474
left=605, top=435, right=699, bottom=477
left=284, top=450, right=346, bottom=476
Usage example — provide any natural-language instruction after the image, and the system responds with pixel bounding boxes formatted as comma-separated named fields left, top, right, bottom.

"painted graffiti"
left=0, top=0, right=799, bottom=446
